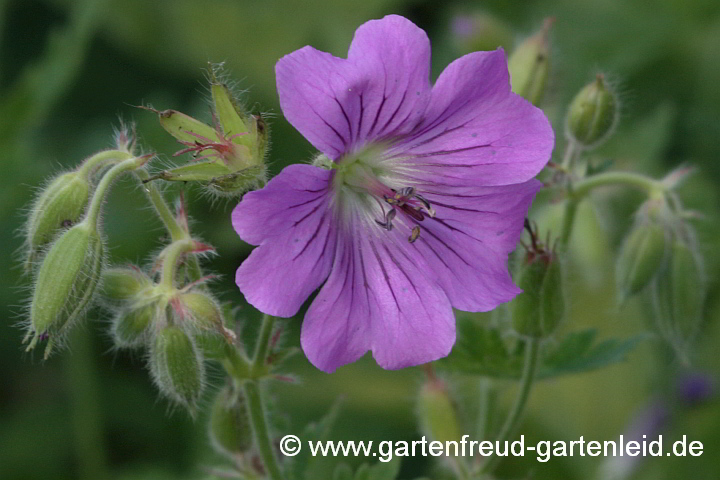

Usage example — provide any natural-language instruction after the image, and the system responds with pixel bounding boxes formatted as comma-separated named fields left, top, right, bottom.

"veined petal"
left=346, top=15, right=432, bottom=141
left=232, top=164, right=332, bottom=245
left=411, top=179, right=541, bottom=311
left=234, top=165, right=336, bottom=317
left=301, top=231, right=371, bottom=372
left=302, top=218, right=455, bottom=372
left=276, top=47, right=351, bottom=159
left=364, top=231, right=455, bottom=370
left=395, top=49, right=554, bottom=187
left=276, top=15, right=432, bottom=160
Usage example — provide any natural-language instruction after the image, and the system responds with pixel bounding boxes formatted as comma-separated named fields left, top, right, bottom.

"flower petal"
left=346, top=15, right=432, bottom=141
left=232, top=164, right=332, bottom=246
left=411, top=179, right=541, bottom=311
left=276, top=47, right=351, bottom=159
left=395, top=49, right=554, bottom=187
left=275, top=15, right=432, bottom=159
left=234, top=165, right=336, bottom=317
left=300, top=233, right=372, bottom=373
left=302, top=216, right=455, bottom=372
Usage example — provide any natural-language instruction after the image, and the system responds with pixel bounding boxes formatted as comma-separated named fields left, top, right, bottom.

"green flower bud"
left=416, top=380, right=462, bottom=446
left=511, top=250, right=565, bottom=338
left=27, top=222, right=104, bottom=358
left=616, top=220, right=667, bottom=301
left=566, top=74, right=618, bottom=148
left=508, top=18, right=553, bottom=106
left=208, top=385, right=253, bottom=457
left=112, top=301, right=157, bottom=348
left=177, top=291, right=224, bottom=330
left=150, top=326, right=205, bottom=411
left=101, top=267, right=151, bottom=303
left=170, top=290, right=236, bottom=346
left=652, top=239, right=705, bottom=360
left=25, top=171, right=90, bottom=269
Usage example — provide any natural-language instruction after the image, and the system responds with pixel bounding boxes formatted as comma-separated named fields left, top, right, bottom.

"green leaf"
left=437, top=318, right=644, bottom=380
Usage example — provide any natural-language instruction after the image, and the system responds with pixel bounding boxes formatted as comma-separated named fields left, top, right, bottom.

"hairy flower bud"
left=651, top=238, right=705, bottom=360
left=616, top=219, right=667, bottom=301
left=101, top=267, right=151, bottom=303
left=416, top=380, right=462, bottom=446
left=112, top=301, right=157, bottom=348
left=25, top=171, right=90, bottom=269
left=208, top=385, right=253, bottom=457
left=511, top=249, right=565, bottom=338
left=566, top=74, right=618, bottom=148
left=150, top=326, right=205, bottom=411
left=27, top=222, right=104, bottom=357
left=176, top=291, right=224, bottom=330
left=508, top=18, right=553, bottom=106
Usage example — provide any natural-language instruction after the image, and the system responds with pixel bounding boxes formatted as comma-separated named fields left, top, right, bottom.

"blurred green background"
left=1, top=0, right=720, bottom=479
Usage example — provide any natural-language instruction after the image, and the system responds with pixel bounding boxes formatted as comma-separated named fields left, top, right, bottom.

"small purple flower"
left=233, top=15, right=554, bottom=372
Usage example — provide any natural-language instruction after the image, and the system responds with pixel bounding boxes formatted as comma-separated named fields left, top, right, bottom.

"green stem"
left=160, top=239, right=195, bottom=289
left=559, top=195, right=579, bottom=248
left=236, top=314, right=283, bottom=479
left=252, top=314, right=276, bottom=373
left=561, top=139, right=579, bottom=170
left=135, top=169, right=205, bottom=282
left=481, top=337, right=540, bottom=475
left=572, top=171, right=665, bottom=200
left=244, top=380, right=283, bottom=480
left=84, top=156, right=144, bottom=228
left=135, top=169, right=186, bottom=241
left=77, top=149, right=132, bottom=178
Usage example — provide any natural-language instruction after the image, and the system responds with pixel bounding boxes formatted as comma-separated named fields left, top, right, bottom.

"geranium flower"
left=233, top=15, right=554, bottom=372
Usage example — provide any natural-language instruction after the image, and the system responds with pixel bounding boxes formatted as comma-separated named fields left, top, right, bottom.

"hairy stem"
left=244, top=380, right=283, bottom=480
left=572, top=171, right=665, bottom=199
left=84, top=156, right=145, bottom=228
left=242, top=314, right=283, bottom=480
left=160, top=239, right=195, bottom=290
left=252, top=314, right=276, bottom=375
left=77, top=149, right=132, bottom=178
left=135, top=170, right=205, bottom=283
left=481, top=337, right=540, bottom=475
left=135, top=169, right=187, bottom=241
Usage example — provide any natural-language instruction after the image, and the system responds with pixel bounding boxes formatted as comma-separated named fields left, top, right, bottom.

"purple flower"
left=233, top=15, right=554, bottom=372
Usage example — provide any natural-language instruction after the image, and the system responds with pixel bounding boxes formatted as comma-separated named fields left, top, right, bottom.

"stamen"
left=375, top=208, right=396, bottom=231
left=409, top=226, right=421, bottom=243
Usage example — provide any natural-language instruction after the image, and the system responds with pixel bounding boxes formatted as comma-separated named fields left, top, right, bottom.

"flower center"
left=331, top=149, right=435, bottom=243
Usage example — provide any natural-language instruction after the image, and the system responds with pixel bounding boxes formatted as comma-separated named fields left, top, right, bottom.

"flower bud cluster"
left=23, top=137, right=146, bottom=358
left=102, top=251, right=235, bottom=412
left=142, top=66, right=268, bottom=196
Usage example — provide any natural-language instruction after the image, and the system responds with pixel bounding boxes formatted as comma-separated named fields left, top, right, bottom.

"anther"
left=409, top=226, right=421, bottom=243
